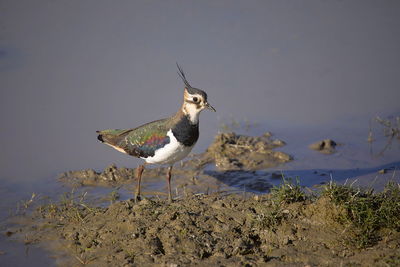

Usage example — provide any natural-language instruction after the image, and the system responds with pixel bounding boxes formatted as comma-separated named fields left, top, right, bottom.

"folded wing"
left=97, top=119, right=170, bottom=158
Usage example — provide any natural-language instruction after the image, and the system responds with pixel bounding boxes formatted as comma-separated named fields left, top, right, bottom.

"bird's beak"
left=205, top=102, right=216, bottom=112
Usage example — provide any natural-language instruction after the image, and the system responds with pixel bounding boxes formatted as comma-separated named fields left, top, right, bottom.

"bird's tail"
left=96, top=131, right=105, bottom=142
left=96, top=129, right=132, bottom=145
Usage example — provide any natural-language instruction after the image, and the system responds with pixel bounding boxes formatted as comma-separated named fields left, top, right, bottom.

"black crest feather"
left=176, top=63, right=192, bottom=88
left=176, top=63, right=208, bottom=99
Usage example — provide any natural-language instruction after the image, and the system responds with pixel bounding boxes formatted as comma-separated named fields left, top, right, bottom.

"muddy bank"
left=7, top=181, right=400, bottom=266
left=58, top=132, right=292, bottom=194
left=5, top=130, right=400, bottom=266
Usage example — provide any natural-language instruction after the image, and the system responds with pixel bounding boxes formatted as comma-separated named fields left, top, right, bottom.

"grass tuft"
left=322, top=180, right=400, bottom=248
left=271, top=177, right=306, bottom=204
left=253, top=177, right=305, bottom=231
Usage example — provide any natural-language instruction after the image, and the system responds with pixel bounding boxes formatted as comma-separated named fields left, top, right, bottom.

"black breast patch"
left=171, top=115, right=199, bottom=147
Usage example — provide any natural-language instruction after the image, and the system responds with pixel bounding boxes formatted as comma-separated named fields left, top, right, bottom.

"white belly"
left=142, top=129, right=194, bottom=165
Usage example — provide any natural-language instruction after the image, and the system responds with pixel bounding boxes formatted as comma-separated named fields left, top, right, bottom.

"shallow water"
left=1, top=0, right=400, bottom=265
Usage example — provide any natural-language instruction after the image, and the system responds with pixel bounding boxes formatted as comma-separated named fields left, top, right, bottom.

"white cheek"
left=184, top=104, right=201, bottom=124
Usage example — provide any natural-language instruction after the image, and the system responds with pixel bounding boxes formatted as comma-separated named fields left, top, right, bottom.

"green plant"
left=271, top=177, right=305, bottom=204
left=322, top=180, right=400, bottom=248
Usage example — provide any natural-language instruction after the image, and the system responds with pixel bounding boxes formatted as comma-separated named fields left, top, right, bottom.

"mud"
left=309, top=139, right=338, bottom=154
left=206, top=132, right=291, bottom=171
left=8, top=191, right=400, bottom=267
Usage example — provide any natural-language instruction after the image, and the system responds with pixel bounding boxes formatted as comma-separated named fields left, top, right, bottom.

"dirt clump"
left=58, top=164, right=135, bottom=187
left=309, top=139, right=338, bottom=154
left=206, top=132, right=292, bottom=171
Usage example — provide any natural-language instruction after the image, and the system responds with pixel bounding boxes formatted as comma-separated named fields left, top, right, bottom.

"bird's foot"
left=134, top=194, right=142, bottom=203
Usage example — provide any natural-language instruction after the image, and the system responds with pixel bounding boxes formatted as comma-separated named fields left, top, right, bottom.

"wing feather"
left=97, top=119, right=171, bottom=158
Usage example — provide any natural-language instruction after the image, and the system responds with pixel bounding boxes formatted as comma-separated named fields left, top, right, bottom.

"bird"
left=96, top=64, right=215, bottom=202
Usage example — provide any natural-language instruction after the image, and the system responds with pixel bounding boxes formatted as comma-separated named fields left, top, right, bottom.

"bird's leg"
left=166, top=165, right=173, bottom=203
left=135, top=164, right=145, bottom=202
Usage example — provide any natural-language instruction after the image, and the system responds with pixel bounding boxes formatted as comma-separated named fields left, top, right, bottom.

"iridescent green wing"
left=97, top=119, right=171, bottom=158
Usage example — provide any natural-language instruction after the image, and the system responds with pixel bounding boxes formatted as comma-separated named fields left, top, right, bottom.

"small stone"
left=378, top=169, right=387, bottom=174
left=309, top=139, right=338, bottom=154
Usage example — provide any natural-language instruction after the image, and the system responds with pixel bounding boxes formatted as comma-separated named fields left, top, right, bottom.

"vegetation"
left=256, top=178, right=400, bottom=249
left=270, top=177, right=305, bottom=204
left=322, top=180, right=400, bottom=248
left=368, top=115, right=400, bottom=155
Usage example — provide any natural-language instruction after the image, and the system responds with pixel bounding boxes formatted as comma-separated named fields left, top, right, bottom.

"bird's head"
left=177, top=64, right=215, bottom=124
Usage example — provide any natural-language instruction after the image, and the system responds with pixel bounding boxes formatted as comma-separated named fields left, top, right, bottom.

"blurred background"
left=1, top=0, right=400, bottom=212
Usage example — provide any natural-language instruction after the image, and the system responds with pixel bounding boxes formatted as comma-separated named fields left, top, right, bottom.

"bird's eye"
left=192, top=97, right=198, bottom=102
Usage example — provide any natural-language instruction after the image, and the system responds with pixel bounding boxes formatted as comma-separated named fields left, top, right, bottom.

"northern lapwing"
left=97, top=64, right=215, bottom=202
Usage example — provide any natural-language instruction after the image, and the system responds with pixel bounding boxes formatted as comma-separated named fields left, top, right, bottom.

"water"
left=1, top=0, right=400, bottom=265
